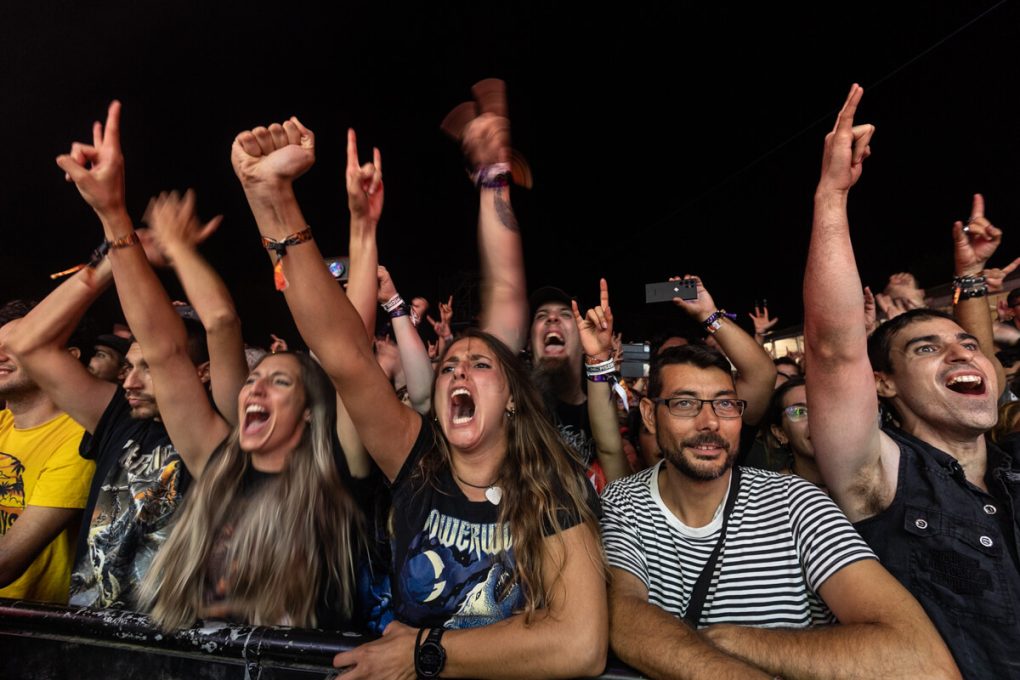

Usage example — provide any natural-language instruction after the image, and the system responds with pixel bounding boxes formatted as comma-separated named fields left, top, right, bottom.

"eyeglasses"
left=652, top=397, right=746, bottom=419
left=782, top=404, right=808, bottom=422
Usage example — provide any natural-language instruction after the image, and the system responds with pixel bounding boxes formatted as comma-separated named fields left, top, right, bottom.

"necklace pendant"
left=484, top=486, right=503, bottom=505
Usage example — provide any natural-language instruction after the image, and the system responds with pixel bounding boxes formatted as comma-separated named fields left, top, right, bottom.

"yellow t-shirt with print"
left=0, top=409, right=93, bottom=603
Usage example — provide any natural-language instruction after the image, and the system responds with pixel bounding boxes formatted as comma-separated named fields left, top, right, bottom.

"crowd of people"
left=0, top=79, right=1016, bottom=679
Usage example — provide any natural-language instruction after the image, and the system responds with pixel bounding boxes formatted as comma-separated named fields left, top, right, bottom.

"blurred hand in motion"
left=143, top=189, right=223, bottom=262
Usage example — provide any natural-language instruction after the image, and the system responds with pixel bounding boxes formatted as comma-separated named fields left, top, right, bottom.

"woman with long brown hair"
left=231, top=93, right=609, bottom=677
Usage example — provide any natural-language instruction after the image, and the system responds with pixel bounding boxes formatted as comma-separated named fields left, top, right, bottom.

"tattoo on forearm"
left=493, top=188, right=519, bottom=232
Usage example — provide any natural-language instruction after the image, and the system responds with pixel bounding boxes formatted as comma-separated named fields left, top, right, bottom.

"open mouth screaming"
left=244, top=404, right=271, bottom=435
left=451, top=388, right=476, bottom=425
left=945, top=374, right=985, bottom=396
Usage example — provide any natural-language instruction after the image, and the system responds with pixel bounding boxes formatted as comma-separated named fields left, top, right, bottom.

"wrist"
left=813, top=186, right=850, bottom=205
left=585, top=352, right=611, bottom=364
left=243, top=180, right=297, bottom=208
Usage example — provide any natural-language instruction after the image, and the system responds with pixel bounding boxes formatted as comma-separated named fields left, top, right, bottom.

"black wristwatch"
left=415, top=626, right=447, bottom=679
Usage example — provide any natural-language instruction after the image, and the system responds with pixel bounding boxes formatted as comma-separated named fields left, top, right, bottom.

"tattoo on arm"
left=493, top=188, right=519, bottom=232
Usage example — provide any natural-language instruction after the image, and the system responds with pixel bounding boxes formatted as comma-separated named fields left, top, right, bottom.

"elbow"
left=565, top=633, right=607, bottom=678
left=561, top=613, right=608, bottom=678
left=203, top=309, right=241, bottom=335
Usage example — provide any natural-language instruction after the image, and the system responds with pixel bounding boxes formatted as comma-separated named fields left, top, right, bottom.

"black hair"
left=764, top=376, right=806, bottom=432
left=1, top=299, right=94, bottom=366
left=867, top=308, right=957, bottom=373
left=647, top=344, right=732, bottom=399
left=774, top=356, right=800, bottom=370
left=649, top=328, right=705, bottom=357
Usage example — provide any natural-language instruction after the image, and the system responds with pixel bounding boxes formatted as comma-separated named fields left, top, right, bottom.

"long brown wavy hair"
left=140, top=352, right=361, bottom=630
left=419, top=328, right=606, bottom=621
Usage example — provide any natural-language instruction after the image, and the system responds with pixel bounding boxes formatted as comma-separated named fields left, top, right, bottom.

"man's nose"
left=694, top=401, right=720, bottom=430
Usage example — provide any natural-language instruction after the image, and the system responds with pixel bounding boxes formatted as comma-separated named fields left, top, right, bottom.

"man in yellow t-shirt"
left=0, top=302, right=94, bottom=604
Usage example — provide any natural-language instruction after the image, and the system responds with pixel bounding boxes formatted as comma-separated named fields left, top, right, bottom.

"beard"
left=532, top=354, right=579, bottom=401
left=660, top=431, right=736, bottom=481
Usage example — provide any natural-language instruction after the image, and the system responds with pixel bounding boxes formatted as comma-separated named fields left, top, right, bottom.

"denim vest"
left=854, top=427, right=1020, bottom=679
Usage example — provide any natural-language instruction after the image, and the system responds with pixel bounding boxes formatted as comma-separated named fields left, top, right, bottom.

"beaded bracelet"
left=952, top=274, right=988, bottom=304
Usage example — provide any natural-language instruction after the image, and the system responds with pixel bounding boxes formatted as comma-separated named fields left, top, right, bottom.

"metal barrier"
left=0, top=598, right=644, bottom=679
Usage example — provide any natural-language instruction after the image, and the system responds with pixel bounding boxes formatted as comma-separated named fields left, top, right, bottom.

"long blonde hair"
left=140, top=352, right=361, bottom=630
left=420, top=329, right=606, bottom=622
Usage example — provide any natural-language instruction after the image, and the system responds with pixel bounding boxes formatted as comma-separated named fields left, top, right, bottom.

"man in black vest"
left=804, top=84, right=1020, bottom=678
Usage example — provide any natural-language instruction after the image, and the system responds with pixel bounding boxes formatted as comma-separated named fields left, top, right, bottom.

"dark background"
left=2, top=1, right=1018, bottom=346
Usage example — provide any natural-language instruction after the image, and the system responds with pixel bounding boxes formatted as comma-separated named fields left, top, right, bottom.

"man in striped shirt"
left=603, top=344, right=958, bottom=679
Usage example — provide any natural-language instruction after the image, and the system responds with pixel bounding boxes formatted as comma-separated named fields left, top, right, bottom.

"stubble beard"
left=660, top=431, right=736, bottom=481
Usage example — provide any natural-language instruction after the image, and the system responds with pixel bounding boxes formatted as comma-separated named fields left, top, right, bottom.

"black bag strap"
left=683, top=466, right=741, bottom=626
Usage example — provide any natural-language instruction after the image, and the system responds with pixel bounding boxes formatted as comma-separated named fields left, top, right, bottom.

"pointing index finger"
left=833, top=84, right=862, bottom=134
left=346, top=128, right=359, bottom=170
left=104, top=100, right=122, bottom=151
left=971, top=193, right=985, bottom=220
left=599, top=278, right=609, bottom=309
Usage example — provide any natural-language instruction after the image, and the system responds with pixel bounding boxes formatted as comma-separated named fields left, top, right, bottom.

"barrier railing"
left=0, top=598, right=644, bottom=679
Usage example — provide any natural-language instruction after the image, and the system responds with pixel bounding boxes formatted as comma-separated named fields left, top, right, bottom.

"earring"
left=505, top=407, right=516, bottom=418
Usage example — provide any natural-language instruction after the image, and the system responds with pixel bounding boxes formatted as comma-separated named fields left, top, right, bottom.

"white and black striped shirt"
left=601, top=463, right=875, bottom=628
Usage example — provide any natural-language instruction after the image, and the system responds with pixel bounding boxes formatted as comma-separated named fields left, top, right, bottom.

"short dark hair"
left=1, top=300, right=94, bottom=365
left=996, top=347, right=1020, bottom=367
left=867, top=308, right=957, bottom=373
left=647, top=344, right=732, bottom=399
left=128, top=318, right=208, bottom=367
left=774, top=356, right=800, bottom=370
left=182, top=318, right=209, bottom=366
left=0, top=300, right=37, bottom=327
left=765, top=376, right=805, bottom=432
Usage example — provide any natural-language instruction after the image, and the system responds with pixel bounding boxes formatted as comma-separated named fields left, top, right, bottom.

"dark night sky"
left=2, top=2, right=1018, bottom=346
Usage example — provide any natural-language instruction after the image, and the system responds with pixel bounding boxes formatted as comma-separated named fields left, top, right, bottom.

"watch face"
left=419, top=642, right=445, bottom=675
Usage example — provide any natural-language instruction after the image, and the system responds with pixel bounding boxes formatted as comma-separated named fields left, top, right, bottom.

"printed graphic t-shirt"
left=69, top=389, right=191, bottom=609
left=389, top=414, right=599, bottom=630
left=0, top=410, right=92, bottom=603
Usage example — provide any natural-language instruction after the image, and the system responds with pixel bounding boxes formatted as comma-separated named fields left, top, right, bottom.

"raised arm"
left=334, top=522, right=608, bottom=679
left=443, top=80, right=528, bottom=352
left=572, top=279, right=629, bottom=483
left=672, top=276, right=777, bottom=424
left=951, top=193, right=1007, bottom=397
left=378, top=265, right=433, bottom=414
left=147, top=192, right=247, bottom=425
left=802, top=85, right=894, bottom=520
left=344, top=129, right=384, bottom=340
left=702, top=559, right=960, bottom=679
left=231, top=118, right=419, bottom=481
left=0, top=261, right=116, bottom=433
left=54, top=104, right=229, bottom=476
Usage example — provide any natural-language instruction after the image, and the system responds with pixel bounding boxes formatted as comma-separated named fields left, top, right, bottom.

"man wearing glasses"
left=601, top=344, right=958, bottom=679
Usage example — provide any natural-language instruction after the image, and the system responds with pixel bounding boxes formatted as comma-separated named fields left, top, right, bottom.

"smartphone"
left=324, top=256, right=350, bottom=283
left=646, top=279, right=697, bottom=303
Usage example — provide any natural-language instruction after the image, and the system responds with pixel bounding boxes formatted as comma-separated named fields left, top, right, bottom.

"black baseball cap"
left=529, top=286, right=573, bottom=316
